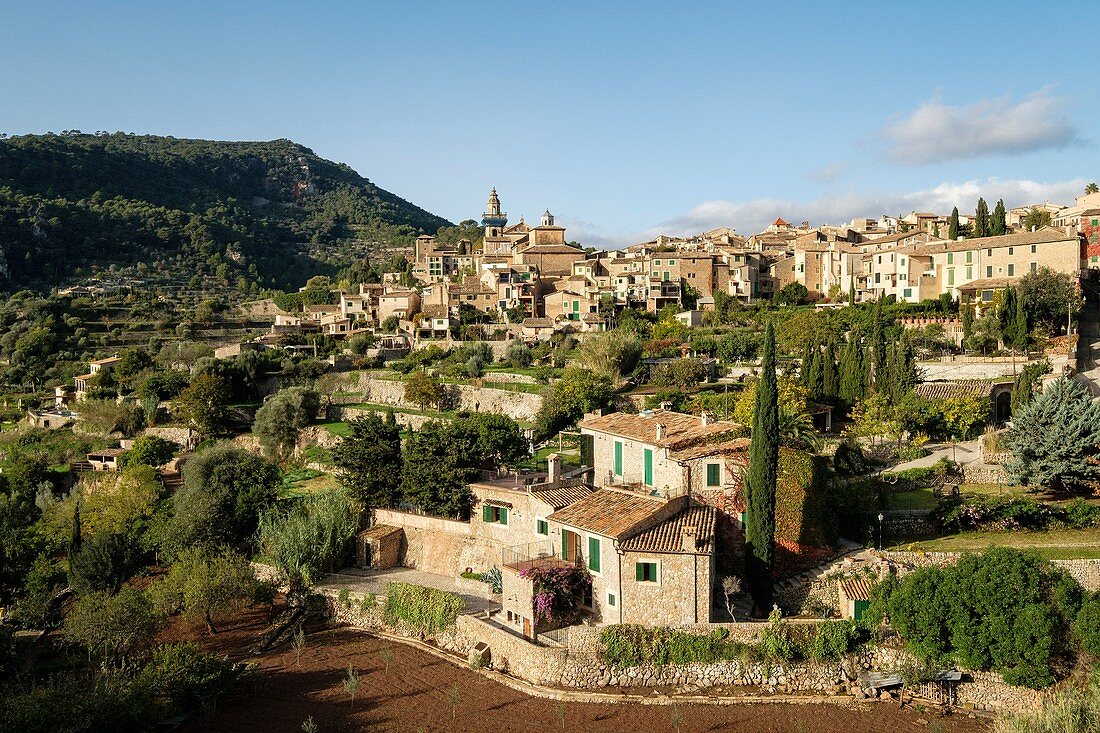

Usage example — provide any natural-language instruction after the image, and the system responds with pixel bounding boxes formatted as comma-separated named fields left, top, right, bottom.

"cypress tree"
left=949, top=207, right=960, bottom=240
left=799, top=341, right=815, bottom=389
left=839, top=330, right=866, bottom=406
left=975, top=198, right=990, bottom=238
left=848, top=277, right=856, bottom=307
left=745, top=321, right=779, bottom=614
left=870, top=299, right=886, bottom=391
left=70, top=499, right=82, bottom=559
left=893, top=339, right=917, bottom=396
left=808, top=344, right=825, bottom=402
left=962, top=304, right=975, bottom=340
left=1013, top=290, right=1030, bottom=350
left=1000, top=288, right=1017, bottom=346
left=993, top=199, right=1007, bottom=236
left=822, top=339, right=839, bottom=402
left=884, top=343, right=898, bottom=401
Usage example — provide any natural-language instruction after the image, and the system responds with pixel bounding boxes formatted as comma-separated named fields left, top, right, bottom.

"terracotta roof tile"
left=915, top=380, right=995, bottom=400
left=547, top=489, right=665, bottom=539
left=579, top=409, right=743, bottom=449
left=669, top=438, right=750, bottom=461
left=839, top=577, right=875, bottom=601
left=530, top=483, right=596, bottom=510
left=620, top=504, right=717, bottom=554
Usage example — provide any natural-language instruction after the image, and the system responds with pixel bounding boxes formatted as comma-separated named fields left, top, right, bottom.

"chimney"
left=659, top=400, right=674, bottom=411
left=681, top=525, right=697, bottom=553
left=701, top=411, right=712, bottom=427
left=547, top=453, right=562, bottom=485
left=655, top=423, right=667, bottom=441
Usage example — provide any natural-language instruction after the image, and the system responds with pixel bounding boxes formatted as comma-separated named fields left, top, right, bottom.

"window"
left=561, top=529, right=578, bottom=561
left=947, top=252, right=953, bottom=264
left=1093, top=219, right=1099, bottom=227
left=965, top=251, right=972, bottom=264
left=1031, top=245, right=1037, bottom=253
left=1031, top=262, right=1038, bottom=273
left=607, top=593, right=616, bottom=607
left=903, top=288, right=912, bottom=298
left=947, top=268, right=954, bottom=286
left=1008, top=264, right=1015, bottom=276
left=536, top=519, right=548, bottom=536
left=706, top=463, right=721, bottom=487
left=1008, top=247, right=1014, bottom=255
left=966, top=266, right=973, bottom=279
left=482, top=505, right=508, bottom=525
left=588, top=536, right=601, bottom=573
left=614, top=440, right=623, bottom=477
left=986, top=266, right=993, bottom=277
left=581, top=584, right=593, bottom=608
left=654, top=259, right=661, bottom=266
left=636, top=561, right=659, bottom=583
left=643, top=448, right=653, bottom=487
left=987, top=248, right=992, bottom=256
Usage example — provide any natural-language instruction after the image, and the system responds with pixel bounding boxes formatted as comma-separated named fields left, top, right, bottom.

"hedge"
left=382, top=582, right=466, bottom=636
left=775, top=448, right=832, bottom=547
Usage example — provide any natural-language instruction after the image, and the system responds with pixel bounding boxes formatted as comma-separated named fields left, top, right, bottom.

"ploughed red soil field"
left=174, top=607, right=990, bottom=733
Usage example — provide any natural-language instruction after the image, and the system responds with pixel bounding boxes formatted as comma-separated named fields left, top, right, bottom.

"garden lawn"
left=891, top=526, right=1100, bottom=559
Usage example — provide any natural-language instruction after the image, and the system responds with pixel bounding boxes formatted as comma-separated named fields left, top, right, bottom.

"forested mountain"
left=0, top=132, right=450, bottom=291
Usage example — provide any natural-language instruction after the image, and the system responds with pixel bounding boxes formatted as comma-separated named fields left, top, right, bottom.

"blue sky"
left=2, top=1, right=1096, bottom=246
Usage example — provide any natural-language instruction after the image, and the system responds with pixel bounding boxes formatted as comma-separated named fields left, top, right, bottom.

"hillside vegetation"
left=0, top=132, right=450, bottom=291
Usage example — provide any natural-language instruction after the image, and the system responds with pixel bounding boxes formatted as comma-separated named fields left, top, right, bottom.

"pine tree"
left=975, top=198, right=990, bottom=238
left=992, top=199, right=1007, bottom=236
left=745, top=321, right=779, bottom=614
left=1005, top=377, right=1100, bottom=491
left=822, top=339, right=839, bottom=402
left=949, top=207, right=960, bottom=240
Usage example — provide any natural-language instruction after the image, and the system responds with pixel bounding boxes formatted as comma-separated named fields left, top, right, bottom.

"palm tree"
left=1087, top=182, right=1099, bottom=195
left=778, top=407, right=819, bottom=451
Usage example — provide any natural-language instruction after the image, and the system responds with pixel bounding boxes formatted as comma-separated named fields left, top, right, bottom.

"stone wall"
left=962, top=463, right=1010, bottom=484
left=879, top=550, right=1100, bottom=592
left=350, top=374, right=543, bottom=422
left=320, top=581, right=1046, bottom=712
left=330, top=406, right=437, bottom=430
left=370, top=508, right=502, bottom=577
left=879, top=509, right=936, bottom=538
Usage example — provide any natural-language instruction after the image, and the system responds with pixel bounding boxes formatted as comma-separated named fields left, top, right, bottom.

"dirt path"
left=186, top=624, right=990, bottom=733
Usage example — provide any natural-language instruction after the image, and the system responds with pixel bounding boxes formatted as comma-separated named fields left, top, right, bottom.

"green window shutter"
left=588, top=537, right=601, bottom=572
left=499, top=507, right=508, bottom=525
left=643, top=449, right=653, bottom=486
left=706, top=463, right=720, bottom=486
left=562, top=530, right=571, bottom=560
left=537, top=519, right=548, bottom=535
left=614, top=441, right=623, bottom=476
left=636, top=563, right=644, bottom=581
left=482, top=505, right=492, bottom=522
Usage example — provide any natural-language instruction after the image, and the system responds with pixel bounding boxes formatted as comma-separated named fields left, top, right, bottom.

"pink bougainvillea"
left=518, top=564, right=592, bottom=625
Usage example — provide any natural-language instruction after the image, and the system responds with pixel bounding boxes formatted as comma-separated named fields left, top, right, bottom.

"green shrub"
left=598, top=625, right=753, bottom=668
left=879, top=547, right=1081, bottom=689
left=807, top=619, right=862, bottom=662
left=135, top=642, right=243, bottom=715
left=758, top=611, right=798, bottom=663
left=382, top=582, right=465, bottom=635
left=1074, top=599, right=1100, bottom=658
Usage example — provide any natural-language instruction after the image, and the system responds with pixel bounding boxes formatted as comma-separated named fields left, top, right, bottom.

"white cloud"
left=570, top=177, right=1087, bottom=248
left=882, top=89, right=1079, bottom=164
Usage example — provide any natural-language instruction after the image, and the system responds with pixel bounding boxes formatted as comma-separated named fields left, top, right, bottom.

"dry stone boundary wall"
left=321, top=583, right=1046, bottom=713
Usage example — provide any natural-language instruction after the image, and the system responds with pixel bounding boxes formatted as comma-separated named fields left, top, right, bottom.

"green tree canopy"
left=332, top=412, right=403, bottom=508
left=1005, top=377, right=1100, bottom=492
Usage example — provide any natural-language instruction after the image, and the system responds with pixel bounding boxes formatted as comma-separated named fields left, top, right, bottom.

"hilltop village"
left=7, top=179, right=1100, bottom=730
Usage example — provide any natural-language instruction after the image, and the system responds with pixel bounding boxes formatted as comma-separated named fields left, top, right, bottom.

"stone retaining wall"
left=330, top=406, right=438, bottom=430
left=962, top=463, right=1010, bottom=484
left=320, top=585, right=1043, bottom=712
left=880, top=510, right=936, bottom=538
left=880, top=550, right=1100, bottom=591
left=350, top=374, right=543, bottom=422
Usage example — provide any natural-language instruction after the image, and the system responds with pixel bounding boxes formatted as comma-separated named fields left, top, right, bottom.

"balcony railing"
left=501, top=541, right=578, bottom=572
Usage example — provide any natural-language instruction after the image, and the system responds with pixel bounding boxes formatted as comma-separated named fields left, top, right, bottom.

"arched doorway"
left=995, top=391, right=1011, bottom=423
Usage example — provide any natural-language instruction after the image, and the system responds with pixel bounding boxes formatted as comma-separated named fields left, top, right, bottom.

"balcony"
left=502, top=541, right=577, bottom=573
